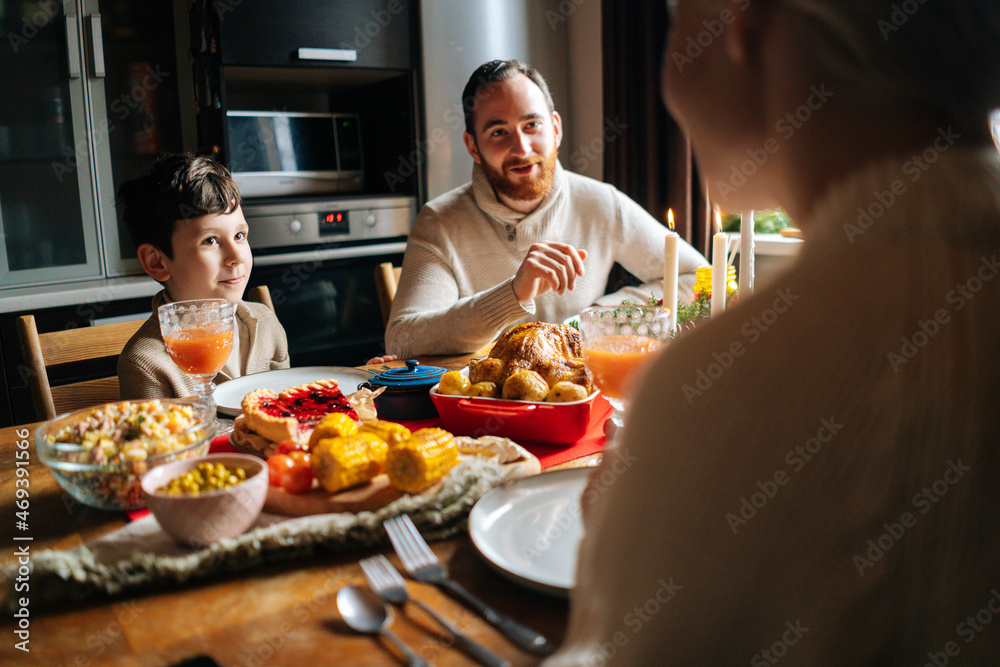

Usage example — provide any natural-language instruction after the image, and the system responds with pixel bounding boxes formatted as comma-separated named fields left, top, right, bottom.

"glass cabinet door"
left=93, top=0, right=195, bottom=276
left=0, top=0, right=102, bottom=287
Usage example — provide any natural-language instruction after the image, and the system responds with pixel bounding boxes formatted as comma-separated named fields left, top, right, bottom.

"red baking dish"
left=429, top=385, right=599, bottom=445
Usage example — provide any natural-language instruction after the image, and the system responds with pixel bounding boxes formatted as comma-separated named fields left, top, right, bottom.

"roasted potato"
left=547, top=381, right=589, bottom=403
left=466, top=381, right=500, bottom=398
left=502, top=369, right=549, bottom=402
left=437, top=370, right=471, bottom=396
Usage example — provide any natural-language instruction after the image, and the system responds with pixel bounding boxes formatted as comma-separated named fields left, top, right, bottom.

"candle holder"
left=693, top=266, right=737, bottom=300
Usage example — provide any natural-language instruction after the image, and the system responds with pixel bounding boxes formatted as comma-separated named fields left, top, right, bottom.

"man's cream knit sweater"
left=386, top=163, right=705, bottom=357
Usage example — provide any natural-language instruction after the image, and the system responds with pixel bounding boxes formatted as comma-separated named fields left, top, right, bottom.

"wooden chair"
left=246, top=284, right=274, bottom=312
left=18, top=286, right=275, bottom=422
left=17, top=314, right=146, bottom=421
left=374, top=262, right=402, bottom=326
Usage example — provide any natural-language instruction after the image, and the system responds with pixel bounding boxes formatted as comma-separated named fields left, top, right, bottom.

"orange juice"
left=163, top=327, right=233, bottom=375
left=583, top=335, right=664, bottom=399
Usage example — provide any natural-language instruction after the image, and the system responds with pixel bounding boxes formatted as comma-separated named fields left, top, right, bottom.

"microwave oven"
left=225, top=110, right=363, bottom=198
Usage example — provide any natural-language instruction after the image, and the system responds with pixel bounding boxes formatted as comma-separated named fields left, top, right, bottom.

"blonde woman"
left=547, top=1, right=1000, bottom=664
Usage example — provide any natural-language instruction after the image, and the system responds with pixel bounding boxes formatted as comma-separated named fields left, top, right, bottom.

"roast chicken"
left=469, top=322, right=593, bottom=397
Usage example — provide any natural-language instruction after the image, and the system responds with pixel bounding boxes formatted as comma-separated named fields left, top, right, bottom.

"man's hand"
left=511, top=242, right=588, bottom=304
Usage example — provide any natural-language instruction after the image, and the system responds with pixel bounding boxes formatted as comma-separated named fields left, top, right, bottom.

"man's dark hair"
left=461, top=59, right=555, bottom=136
left=116, top=153, right=241, bottom=259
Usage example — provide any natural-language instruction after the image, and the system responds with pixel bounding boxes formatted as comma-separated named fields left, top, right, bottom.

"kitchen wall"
left=419, top=0, right=603, bottom=200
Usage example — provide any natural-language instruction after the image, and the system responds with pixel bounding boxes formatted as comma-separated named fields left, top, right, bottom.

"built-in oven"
left=242, top=194, right=415, bottom=366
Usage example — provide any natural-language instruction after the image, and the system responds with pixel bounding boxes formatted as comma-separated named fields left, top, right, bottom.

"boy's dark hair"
left=461, top=59, right=555, bottom=136
left=117, top=153, right=241, bottom=259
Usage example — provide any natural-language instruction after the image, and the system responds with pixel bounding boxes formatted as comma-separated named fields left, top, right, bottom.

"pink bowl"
left=141, top=453, right=267, bottom=547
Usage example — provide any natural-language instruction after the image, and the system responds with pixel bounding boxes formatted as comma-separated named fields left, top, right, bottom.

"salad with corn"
left=37, top=399, right=213, bottom=510
left=45, top=400, right=204, bottom=465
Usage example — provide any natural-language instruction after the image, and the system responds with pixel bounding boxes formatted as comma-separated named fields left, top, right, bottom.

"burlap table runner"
left=2, top=457, right=506, bottom=612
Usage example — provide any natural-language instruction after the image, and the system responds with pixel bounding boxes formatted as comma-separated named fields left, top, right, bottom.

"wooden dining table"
left=0, top=351, right=600, bottom=666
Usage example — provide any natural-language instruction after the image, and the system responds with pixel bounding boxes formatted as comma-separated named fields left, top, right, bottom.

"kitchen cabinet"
left=0, top=0, right=196, bottom=289
left=215, top=0, right=413, bottom=70
left=195, top=0, right=421, bottom=201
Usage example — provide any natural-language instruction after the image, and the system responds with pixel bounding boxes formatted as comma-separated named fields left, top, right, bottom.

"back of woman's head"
left=117, top=153, right=240, bottom=258
left=694, top=0, right=1000, bottom=134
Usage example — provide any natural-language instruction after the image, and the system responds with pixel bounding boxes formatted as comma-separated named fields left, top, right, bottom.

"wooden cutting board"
left=264, top=451, right=541, bottom=516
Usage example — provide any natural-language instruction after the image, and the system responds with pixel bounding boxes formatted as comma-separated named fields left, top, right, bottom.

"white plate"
left=468, top=467, right=589, bottom=596
left=213, top=366, right=374, bottom=417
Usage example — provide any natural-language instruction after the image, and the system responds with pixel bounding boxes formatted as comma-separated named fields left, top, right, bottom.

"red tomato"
left=267, top=454, right=294, bottom=486
left=275, top=439, right=305, bottom=455
left=280, top=458, right=314, bottom=494
left=287, top=449, right=311, bottom=465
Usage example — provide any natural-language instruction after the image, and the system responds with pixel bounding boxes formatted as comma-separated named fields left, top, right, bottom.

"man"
left=386, top=59, right=705, bottom=358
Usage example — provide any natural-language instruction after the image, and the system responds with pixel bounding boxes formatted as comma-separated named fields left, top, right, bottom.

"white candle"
left=664, top=209, right=679, bottom=331
left=739, top=210, right=755, bottom=296
left=712, top=210, right=727, bottom=317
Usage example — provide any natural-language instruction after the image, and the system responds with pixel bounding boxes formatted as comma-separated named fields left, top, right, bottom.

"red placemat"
left=519, top=394, right=613, bottom=468
left=127, top=403, right=611, bottom=521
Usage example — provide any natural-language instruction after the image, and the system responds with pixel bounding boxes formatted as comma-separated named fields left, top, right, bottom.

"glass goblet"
left=579, top=305, right=672, bottom=439
left=157, top=299, right=236, bottom=417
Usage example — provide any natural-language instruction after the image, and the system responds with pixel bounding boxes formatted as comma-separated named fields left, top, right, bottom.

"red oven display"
left=319, top=210, right=350, bottom=236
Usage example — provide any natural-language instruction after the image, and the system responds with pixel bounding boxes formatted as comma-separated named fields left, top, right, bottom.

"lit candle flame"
left=667, top=208, right=675, bottom=231
left=714, top=207, right=723, bottom=233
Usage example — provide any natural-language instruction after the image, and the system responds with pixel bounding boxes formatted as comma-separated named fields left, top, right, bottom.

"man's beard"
left=480, top=149, right=558, bottom=203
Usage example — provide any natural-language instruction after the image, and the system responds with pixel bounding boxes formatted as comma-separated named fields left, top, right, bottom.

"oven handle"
left=252, top=242, right=407, bottom=266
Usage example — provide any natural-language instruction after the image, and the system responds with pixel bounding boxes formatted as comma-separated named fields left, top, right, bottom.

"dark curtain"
left=601, top=0, right=710, bottom=255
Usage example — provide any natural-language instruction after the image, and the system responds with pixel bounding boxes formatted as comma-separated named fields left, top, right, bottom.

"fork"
left=361, top=555, right=511, bottom=667
left=384, top=514, right=555, bottom=656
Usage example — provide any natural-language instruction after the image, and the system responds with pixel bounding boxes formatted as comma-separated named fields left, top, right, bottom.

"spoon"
left=337, top=585, right=433, bottom=667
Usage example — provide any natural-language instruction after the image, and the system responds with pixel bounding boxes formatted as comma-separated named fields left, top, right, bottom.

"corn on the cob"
left=356, top=420, right=411, bottom=447
left=310, top=433, right=383, bottom=493
left=307, top=412, right=359, bottom=450
left=386, top=428, right=459, bottom=494
left=358, top=432, right=389, bottom=468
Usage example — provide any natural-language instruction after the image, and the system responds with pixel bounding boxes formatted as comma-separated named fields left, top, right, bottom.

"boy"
left=117, top=153, right=289, bottom=399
